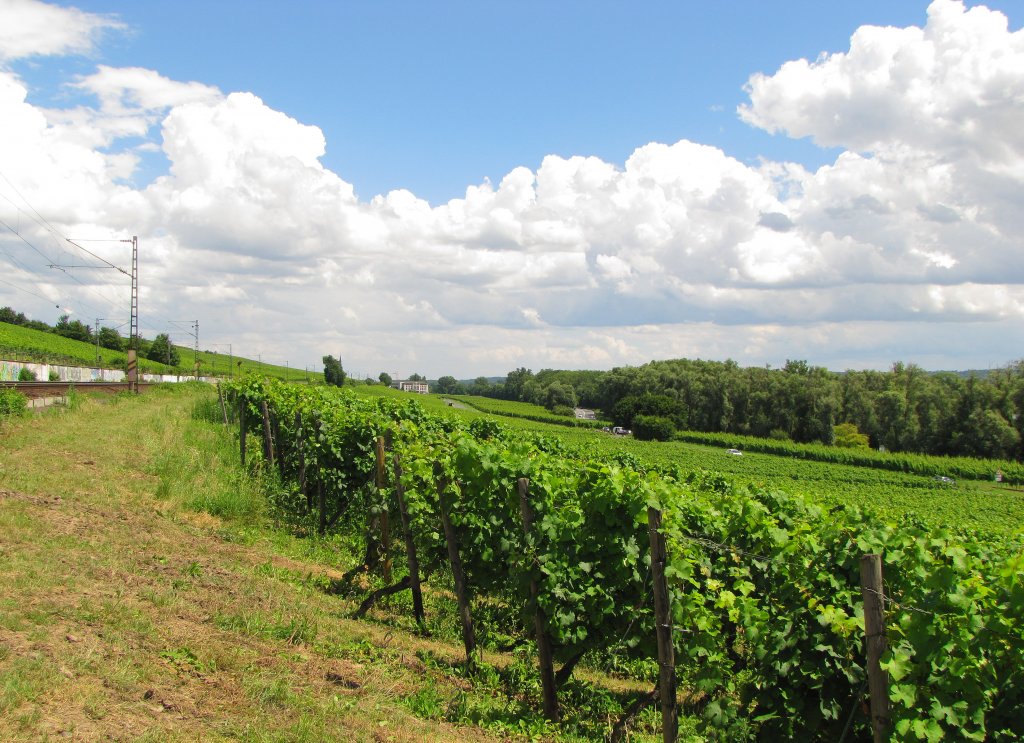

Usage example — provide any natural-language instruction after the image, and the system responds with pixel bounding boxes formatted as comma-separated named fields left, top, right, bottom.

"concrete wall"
left=1, top=359, right=215, bottom=384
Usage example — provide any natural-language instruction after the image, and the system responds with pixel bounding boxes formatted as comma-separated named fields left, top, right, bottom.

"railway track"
left=0, top=381, right=154, bottom=398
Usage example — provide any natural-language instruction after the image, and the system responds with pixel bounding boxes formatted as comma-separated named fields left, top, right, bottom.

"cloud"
left=74, top=66, right=222, bottom=116
left=0, top=0, right=125, bottom=62
left=1, top=0, right=1022, bottom=376
left=739, top=1, right=1024, bottom=157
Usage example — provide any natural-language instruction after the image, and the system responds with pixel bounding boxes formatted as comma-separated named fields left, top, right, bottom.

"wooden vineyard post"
left=217, top=382, right=228, bottom=426
left=273, top=414, right=285, bottom=478
left=260, top=400, right=275, bottom=469
left=860, top=554, right=889, bottom=743
left=376, top=436, right=392, bottom=583
left=238, top=398, right=247, bottom=466
left=295, top=411, right=309, bottom=511
left=647, top=507, right=677, bottom=743
left=435, top=462, right=476, bottom=670
left=517, top=478, right=559, bottom=721
left=317, top=481, right=326, bottom=536
left=393, top=453, right=426, bottom=626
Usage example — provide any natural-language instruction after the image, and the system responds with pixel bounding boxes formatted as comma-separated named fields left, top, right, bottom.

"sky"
left=0, top=0, right=1022, bottom=378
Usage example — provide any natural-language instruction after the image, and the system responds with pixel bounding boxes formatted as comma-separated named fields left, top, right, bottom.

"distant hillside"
left=0, top=321, right=319, bottom=381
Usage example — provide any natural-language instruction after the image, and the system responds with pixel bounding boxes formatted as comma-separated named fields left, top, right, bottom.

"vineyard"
left=0, top=321, right=171, bottom=373
left=362, top=396, right=1024, bottom=536
left=0, top=320, right=318, bottom=381
left=224, top=377, right=1024, bottom=741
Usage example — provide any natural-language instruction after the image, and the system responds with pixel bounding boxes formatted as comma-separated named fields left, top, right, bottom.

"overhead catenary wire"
left=0, top=168, right=70, bottom=247
left=0, top=215, right=131, bottom=317
left=0, top=171, right=290, bottom=369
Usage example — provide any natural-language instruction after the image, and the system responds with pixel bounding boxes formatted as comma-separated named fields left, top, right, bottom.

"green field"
left=0, top=321, right=322, bottom=381
left=447, top=394, right=611, bottom=428
left=355, top=385, right=1024, bottom=535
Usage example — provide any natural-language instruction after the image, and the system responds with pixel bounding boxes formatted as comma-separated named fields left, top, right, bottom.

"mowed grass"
left=0, top=387, right=493, bottom=741
left=0, top=385, right=666, bottom=742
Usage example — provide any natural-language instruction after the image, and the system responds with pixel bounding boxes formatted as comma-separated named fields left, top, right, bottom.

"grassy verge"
left=0, top=385, right=675, bottom=742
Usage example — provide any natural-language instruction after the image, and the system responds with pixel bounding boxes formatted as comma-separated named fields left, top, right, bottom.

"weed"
left=0, top=655, right=60, bottom=713
left=243, top=668, right=295, bottom=707
left=404, top=686, right=446, bottom=719
left=215, top=610, right=318, bottom=646
left=160, top=646, right=214, bottom=675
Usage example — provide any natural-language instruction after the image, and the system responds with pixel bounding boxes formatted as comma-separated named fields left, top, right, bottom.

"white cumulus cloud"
left=0, top=0, right=1022, bottom=376
left=0, top=0, right=124, bottom=62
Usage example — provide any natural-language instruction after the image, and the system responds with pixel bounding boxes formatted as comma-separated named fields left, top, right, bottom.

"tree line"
left=453, top=359, right=1023, bottom=461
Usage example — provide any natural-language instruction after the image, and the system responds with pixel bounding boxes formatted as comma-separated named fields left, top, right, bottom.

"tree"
left=97, top=326, right=124, bottom=351
left=611, top=393, right=684, bottom=429
left=323, top=355, right=346, bottom=387
left=408, top=372, right=425, bottom=381
left=436, top=375, right=460, bottom=394
left=954, top=409, right=1020, bottom=460
left=504, top=367, right=533, bottom=401
left=544, top=381, right=577, bottom=411
left=378, top=372, right=393, bottom=387
left=470, top=376, right=491, bottom=396
left=147, top=334, right=179, bottom=366
left=833, top=422, right=870, bottom=449
left=55, top=314, right=92, bottom=343
left=0, top=306, right=28, bottom=325
left=633, top=415, right=676, bottom=441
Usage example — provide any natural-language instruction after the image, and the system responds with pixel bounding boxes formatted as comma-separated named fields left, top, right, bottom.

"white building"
left=395, top=380, right=429, bottom=394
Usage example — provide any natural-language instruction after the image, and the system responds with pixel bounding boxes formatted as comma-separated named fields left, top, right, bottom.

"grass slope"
left=0, top=321, right=172, bottom=374
left=448, top=395, right=611, bottom=429
left=0, top=321, right=320, bottom=381
left=0, top=386, right=664, bottom=742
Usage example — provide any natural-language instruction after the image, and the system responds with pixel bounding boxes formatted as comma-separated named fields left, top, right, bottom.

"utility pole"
left=58, top=235, right=138, bottom=390
left=95, top=318, right=102, bottom=366
left=129, top=236, right=138, bottom=351
left=127, top=236, right=138, bottom=391
left=193, top=320, right=199, bottom=380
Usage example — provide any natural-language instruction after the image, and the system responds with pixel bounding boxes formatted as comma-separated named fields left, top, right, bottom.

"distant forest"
left=446, top=359, right=1023, bottom=462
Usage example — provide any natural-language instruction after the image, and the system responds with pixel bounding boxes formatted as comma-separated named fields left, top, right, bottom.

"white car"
left=726, top=448, right=743, bottom=456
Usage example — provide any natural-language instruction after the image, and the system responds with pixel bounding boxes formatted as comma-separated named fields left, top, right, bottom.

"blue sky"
left=1, top=1, right=1022, bottom=376
left=16, top=0, right=1010, bottom=203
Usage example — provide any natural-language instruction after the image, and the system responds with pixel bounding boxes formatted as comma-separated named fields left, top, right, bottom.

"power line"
left=0, top=168, right=68, bottom=244
left=0, top=171, right=211, bottom=363
left=0, top=276, right=66, bottom=310
left=0, top=217, right=129, bottom=318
